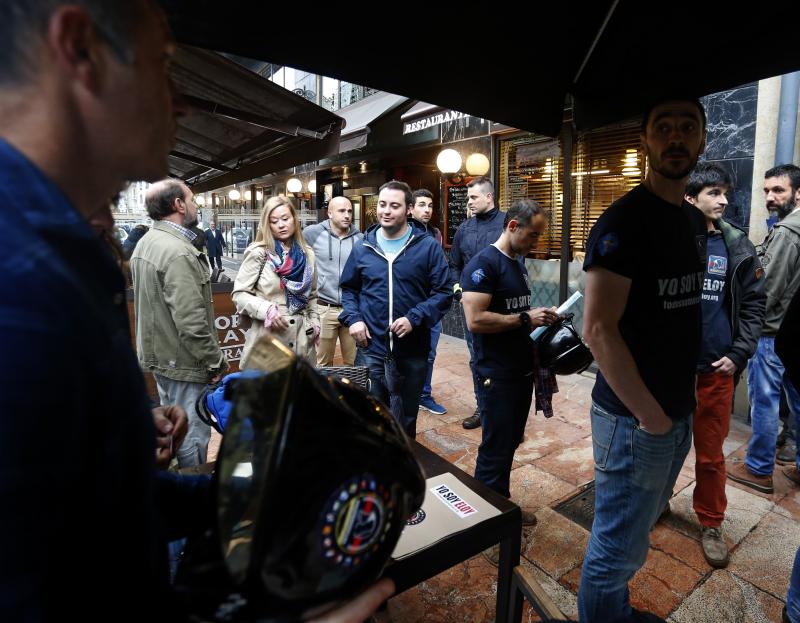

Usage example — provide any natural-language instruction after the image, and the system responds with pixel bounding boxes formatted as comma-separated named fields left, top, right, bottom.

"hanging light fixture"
left=465, top=153, right=490, bottom=176
left=436, top=148, right=462, bottom=173
left=195, top=194, right=206, bottom=206
left=307, top=179, right=317, bottom=193
left=256, top=190, right=264, bottom=201
left=228, top=188, right=241, bottom=201
left=286, top=178, right=303, bottom=193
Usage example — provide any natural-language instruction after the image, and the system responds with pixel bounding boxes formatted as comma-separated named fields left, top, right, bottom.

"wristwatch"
left=519, top=312, right=531, bottom=328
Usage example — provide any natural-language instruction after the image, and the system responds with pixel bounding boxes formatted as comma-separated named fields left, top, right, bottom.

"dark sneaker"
left=783, top=466, right=800, bottom=487
left=727, top=462, right=774, bottom=494
left=777, top=440, right=797, bottom=466
left=701, top=526, right=730, bottom=568
left=462, top=410, right=481, bottom=430
left=419, top=396, right=447, bottom=415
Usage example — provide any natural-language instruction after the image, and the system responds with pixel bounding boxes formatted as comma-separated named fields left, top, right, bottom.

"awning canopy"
left=163, top=1, right=800, bottom=138
left=169, top=46, right=344, bottom=193
left=336, top=92, right=408, bottom=153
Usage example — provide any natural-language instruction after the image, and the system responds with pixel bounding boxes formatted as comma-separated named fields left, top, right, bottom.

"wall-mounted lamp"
left=195, top=194, right=206, bottom=206
left=286, top=178, right=303, bottom=193
left=436, top=148, right=462, bottom=173
left=228, top=188, right=241, bottom=201
left=244, top=190, right=264, bottom=201
left=465, top=153, right=490, bottom=176
left=307, top=179, right=317, bottom=193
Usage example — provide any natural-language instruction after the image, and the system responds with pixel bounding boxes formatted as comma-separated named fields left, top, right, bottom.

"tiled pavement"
left=208, top=334, right=800, bottom=621
left=376, top=335, right=800, bottom=622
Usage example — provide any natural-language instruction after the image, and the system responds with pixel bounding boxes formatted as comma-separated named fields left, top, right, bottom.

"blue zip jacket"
left=449, top=206, right=506, bottom=285
left=339, top=221, right=452, bottom=358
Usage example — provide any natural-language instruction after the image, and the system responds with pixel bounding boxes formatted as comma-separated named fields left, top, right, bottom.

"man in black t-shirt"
left=577, top=97, right=708, bottom=623
left=462, top=199, right=558, bottom=509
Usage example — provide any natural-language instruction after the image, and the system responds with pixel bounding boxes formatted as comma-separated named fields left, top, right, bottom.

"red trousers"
left=693, top=372, right=734, bottom=527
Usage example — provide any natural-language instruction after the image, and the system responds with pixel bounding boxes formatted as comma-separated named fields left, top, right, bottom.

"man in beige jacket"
left=131, top=179, right=227, bottom=467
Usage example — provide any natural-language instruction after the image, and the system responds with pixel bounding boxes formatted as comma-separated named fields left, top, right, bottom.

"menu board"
left=444, top=176, right=475, bottom=246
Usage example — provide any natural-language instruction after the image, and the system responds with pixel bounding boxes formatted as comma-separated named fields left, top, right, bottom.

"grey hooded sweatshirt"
left=303, top=219, right=363, bottom=305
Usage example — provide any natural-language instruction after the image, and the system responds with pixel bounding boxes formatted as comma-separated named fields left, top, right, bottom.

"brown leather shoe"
left=727, top=462, right=774, bottom=494
left=783, top=466, right=800, bottom=486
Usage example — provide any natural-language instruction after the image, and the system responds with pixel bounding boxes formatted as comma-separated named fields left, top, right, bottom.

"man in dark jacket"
left=449, top=176, right=506, bottom=429
left=205, top=220, right=226, bottom=269
left=684, top=162, right=765, bottom=568
left=339, top=180, right=452, bottom=438
left=728, top=164, right=800, bottom=495
left=410, top=188, right=448, bottom=415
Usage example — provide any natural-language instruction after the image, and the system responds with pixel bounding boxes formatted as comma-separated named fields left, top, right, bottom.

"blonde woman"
left=233, top=196, right=320, bottom=366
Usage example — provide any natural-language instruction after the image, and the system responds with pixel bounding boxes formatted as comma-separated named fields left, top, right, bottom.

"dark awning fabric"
left=162, top=1, right=800, bottom=138
left=336, top=92, right=408, bottom=153
left=168, top=46, right=344, bottom=192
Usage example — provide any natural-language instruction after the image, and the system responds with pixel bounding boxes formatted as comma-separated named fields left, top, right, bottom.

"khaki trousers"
left=317, top=302, right=356, bottom=366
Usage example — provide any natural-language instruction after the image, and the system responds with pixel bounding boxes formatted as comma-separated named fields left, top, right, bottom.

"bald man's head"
left=328, top=196, right=353, bottom=233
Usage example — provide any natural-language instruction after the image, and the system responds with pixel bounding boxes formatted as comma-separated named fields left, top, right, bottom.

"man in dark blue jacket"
left=340, top=180, right=452, bottom=438
left=449, top=176, right=506, bottom=429
left=205, top=220, right=227, bottom=269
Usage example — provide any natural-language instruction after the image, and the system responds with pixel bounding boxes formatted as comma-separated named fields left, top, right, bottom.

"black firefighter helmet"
left=176, top=337, right=425, bottom=621
left=537, top=313, right=593, bottom=375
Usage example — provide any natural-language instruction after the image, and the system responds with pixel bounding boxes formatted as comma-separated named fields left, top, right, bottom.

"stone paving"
left=375, top=335, right=800, bottom=623
left=207, top=333, right=799, bottom=621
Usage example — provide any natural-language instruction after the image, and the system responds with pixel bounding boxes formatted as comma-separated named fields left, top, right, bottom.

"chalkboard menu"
left=444, top=176, right=475, bottom=246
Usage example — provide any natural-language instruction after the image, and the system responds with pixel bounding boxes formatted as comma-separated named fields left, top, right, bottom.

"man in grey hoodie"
left=728, top=164, right=800, bottom=494
left=303, top=196, right=363, bottom=366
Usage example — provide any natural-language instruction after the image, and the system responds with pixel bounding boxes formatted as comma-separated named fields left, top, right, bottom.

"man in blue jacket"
left=449, top=176, right=506, bottom=430
left=340, top=180, right=452, bottom=438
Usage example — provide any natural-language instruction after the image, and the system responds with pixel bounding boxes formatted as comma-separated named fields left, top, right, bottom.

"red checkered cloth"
left=533, top=344, right=558, bottom=418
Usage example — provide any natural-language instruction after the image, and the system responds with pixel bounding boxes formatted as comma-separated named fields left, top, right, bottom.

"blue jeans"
left=154, top=374, right=210, bottom=468
left=578, top=402, right=692, bottom=623
left=789, top=547, right=800, bottom=623
left=421, top=320, right=442, bottom=399
left=746, top=337, right=800, bottom=476
left=356, top=350, right=427, bottom=439
left=464, top=326, right=485, bottom=415
left=474, top=374, right=534, bottom=498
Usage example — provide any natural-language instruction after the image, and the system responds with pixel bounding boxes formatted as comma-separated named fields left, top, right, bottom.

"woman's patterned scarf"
left=267, top=241, right=312, bottom=313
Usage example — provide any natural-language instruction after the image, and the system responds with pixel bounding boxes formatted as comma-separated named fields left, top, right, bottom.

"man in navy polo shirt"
left=578, top=96, right=708, bottom=623
left=461, top=199, right=557, bottom=506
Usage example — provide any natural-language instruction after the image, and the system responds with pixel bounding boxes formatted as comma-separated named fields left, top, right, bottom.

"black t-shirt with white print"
left=462, top=245, right=534, bottom=379
left=583, top=184, right=707, bottom=420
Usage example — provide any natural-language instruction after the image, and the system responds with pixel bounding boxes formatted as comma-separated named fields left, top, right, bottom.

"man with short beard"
left=728, top=164, right=800, bottom=494
left=131, top=179, right=227, bottom=467
left=578, top=96, right=707, bottom=622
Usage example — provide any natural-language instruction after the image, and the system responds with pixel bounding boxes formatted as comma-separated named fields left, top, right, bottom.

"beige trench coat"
left=232, top=243, right=320, bottom=367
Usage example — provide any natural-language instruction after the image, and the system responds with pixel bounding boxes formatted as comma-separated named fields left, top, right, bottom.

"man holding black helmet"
left=461, top=199, right=558, bottom=520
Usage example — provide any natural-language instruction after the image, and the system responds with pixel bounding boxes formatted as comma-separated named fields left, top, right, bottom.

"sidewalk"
left=376, top=334, right=800, bottom=622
